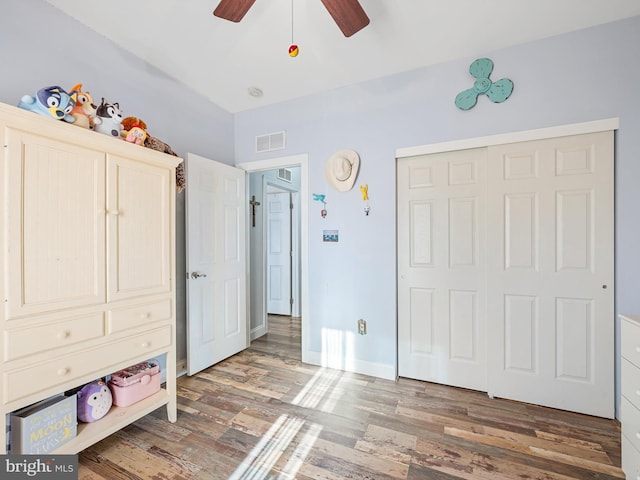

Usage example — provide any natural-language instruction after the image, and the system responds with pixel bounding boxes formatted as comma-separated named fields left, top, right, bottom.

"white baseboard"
left=250, top=324, right=267, bottom=341
left=303, top=350, right=396, bottom=381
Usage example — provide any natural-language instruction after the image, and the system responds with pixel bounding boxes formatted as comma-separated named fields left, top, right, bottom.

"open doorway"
left=238, top=154, right=309, bottom=363
left=248, top=169, right=301, bottom=340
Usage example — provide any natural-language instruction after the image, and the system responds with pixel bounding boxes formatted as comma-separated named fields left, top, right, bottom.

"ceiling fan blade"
left=213, top=0, right=256, bottom=22
left=320, top=0, right=370, bottom=37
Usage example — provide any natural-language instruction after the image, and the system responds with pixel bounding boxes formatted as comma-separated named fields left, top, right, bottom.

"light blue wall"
left=2, top=0, right=639, bottom=413
left=235, top=16, right=640, bottom=401
left=0, top=0, right=236, bottom=363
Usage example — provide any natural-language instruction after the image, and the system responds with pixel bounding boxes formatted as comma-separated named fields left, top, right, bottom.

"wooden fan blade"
left=213, top=0, right=256, bottom=22
left=320, top=0, right=370, bottom=37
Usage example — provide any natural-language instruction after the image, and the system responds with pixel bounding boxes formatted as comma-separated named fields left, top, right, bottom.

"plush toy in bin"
left=77, top=380, right=112, bottom=423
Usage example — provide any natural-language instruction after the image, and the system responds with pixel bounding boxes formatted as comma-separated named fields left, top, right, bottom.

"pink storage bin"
left=108, top=360, right=160, bottom=407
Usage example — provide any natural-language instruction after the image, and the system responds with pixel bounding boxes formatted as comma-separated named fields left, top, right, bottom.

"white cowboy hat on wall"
left=325, top=149, right=360, bottom=192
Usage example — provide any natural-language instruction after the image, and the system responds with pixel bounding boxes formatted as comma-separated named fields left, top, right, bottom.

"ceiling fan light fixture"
left=248, top=86, right=263, bottom=97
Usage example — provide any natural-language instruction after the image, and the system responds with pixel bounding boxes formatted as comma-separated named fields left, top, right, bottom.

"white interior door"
left=397, top=148, right=487, bottom=392
left=267, top=191, right=292, bottom=315
left=186, top=153, right=247, bottom=375
left=486, top=131, right=614, bottom=418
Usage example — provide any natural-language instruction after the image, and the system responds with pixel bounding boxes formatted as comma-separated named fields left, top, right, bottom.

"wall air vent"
left=256, top=131, right=286, bottom=153
left=277, top=168, right=292, bottom=183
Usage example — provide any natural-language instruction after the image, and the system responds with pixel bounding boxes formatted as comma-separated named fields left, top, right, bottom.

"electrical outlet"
left=358, top=319, right=367, bottom=335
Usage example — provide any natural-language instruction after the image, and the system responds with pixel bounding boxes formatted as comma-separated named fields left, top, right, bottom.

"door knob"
left=191, top=271, right=207, bottom=279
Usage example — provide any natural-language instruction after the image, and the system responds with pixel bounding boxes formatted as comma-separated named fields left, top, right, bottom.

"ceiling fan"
left=213, top=0, right=370, bottom=37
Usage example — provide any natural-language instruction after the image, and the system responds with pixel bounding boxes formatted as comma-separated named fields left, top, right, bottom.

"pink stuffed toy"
left=125, top=124, right=147, bottom=145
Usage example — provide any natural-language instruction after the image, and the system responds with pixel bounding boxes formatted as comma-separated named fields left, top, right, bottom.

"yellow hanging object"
left=360, top=184, right=369, bottom=201
left=360, top=184, right=371, bottom=215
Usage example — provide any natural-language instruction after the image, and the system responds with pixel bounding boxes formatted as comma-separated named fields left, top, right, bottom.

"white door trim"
left=237, top=154, right=310, bottom=364
left=396, top=118, right=619, bottom=158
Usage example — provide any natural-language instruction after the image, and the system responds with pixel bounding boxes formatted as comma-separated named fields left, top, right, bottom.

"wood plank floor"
left=78, top=315, right=624, bottom=479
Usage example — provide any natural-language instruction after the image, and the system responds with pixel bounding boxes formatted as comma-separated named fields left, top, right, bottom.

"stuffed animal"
left=121, top=116, right=149, bottom=145
left=125, top=124, right=147, bottom=145
left=77, top=380, right=112, bottom=422
left=94, top=98, right=123, bottom=137
left=146, top=136, right=185, bottom=193
left=17, top=86, right=78, bottom=123
left=121, top=116, right=185, bottom=192
left=68, top=83, right=98, bottom=129
left=121, top=116, right=146, bottom=135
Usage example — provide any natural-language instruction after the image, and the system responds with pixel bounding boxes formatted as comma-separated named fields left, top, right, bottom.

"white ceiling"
left=47, top=0, right=640, bottom=114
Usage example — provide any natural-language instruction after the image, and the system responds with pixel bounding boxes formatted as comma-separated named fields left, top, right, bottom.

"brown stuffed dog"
left=121, top=117, right=185, bottom=192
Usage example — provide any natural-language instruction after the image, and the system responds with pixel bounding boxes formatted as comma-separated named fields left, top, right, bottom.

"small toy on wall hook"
left=360, top=184, right=370, bottom=216
left=313, top=193, right=328, bottom=218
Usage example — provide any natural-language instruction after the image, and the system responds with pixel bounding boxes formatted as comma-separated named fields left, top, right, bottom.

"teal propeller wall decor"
left=455, top=58, right=513, bottom=110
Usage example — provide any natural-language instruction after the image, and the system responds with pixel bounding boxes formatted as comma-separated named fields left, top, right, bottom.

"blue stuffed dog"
left=18, top=85, right=77, bottom=123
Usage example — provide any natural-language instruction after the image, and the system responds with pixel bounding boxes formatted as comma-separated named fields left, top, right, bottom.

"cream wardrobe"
left=397, top=126, right=615, bottom=418
left=0, top=102, right=180, bottom=454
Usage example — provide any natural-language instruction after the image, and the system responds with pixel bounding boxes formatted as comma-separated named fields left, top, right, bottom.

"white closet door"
left=397, top=148, right=487, bottom=392
left=486, top=131, right=614, bottom=418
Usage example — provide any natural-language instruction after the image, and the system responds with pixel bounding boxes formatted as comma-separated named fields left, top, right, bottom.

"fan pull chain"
left=288, top=0, right=299, bottom=57
left=291, top=0, right=294, bottom=44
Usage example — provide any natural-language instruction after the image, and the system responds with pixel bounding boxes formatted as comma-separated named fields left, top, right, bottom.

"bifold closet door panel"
left=397, top=148, right=487, bottom=392
left=485, top=131, right=614, bottom=418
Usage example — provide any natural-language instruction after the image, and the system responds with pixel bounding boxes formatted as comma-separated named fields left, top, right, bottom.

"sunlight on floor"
left=228, top=351, right=358, bottom=478
left=227, top=414, right=314, bottom=480
left=292, top=368, right=343, bottom=412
